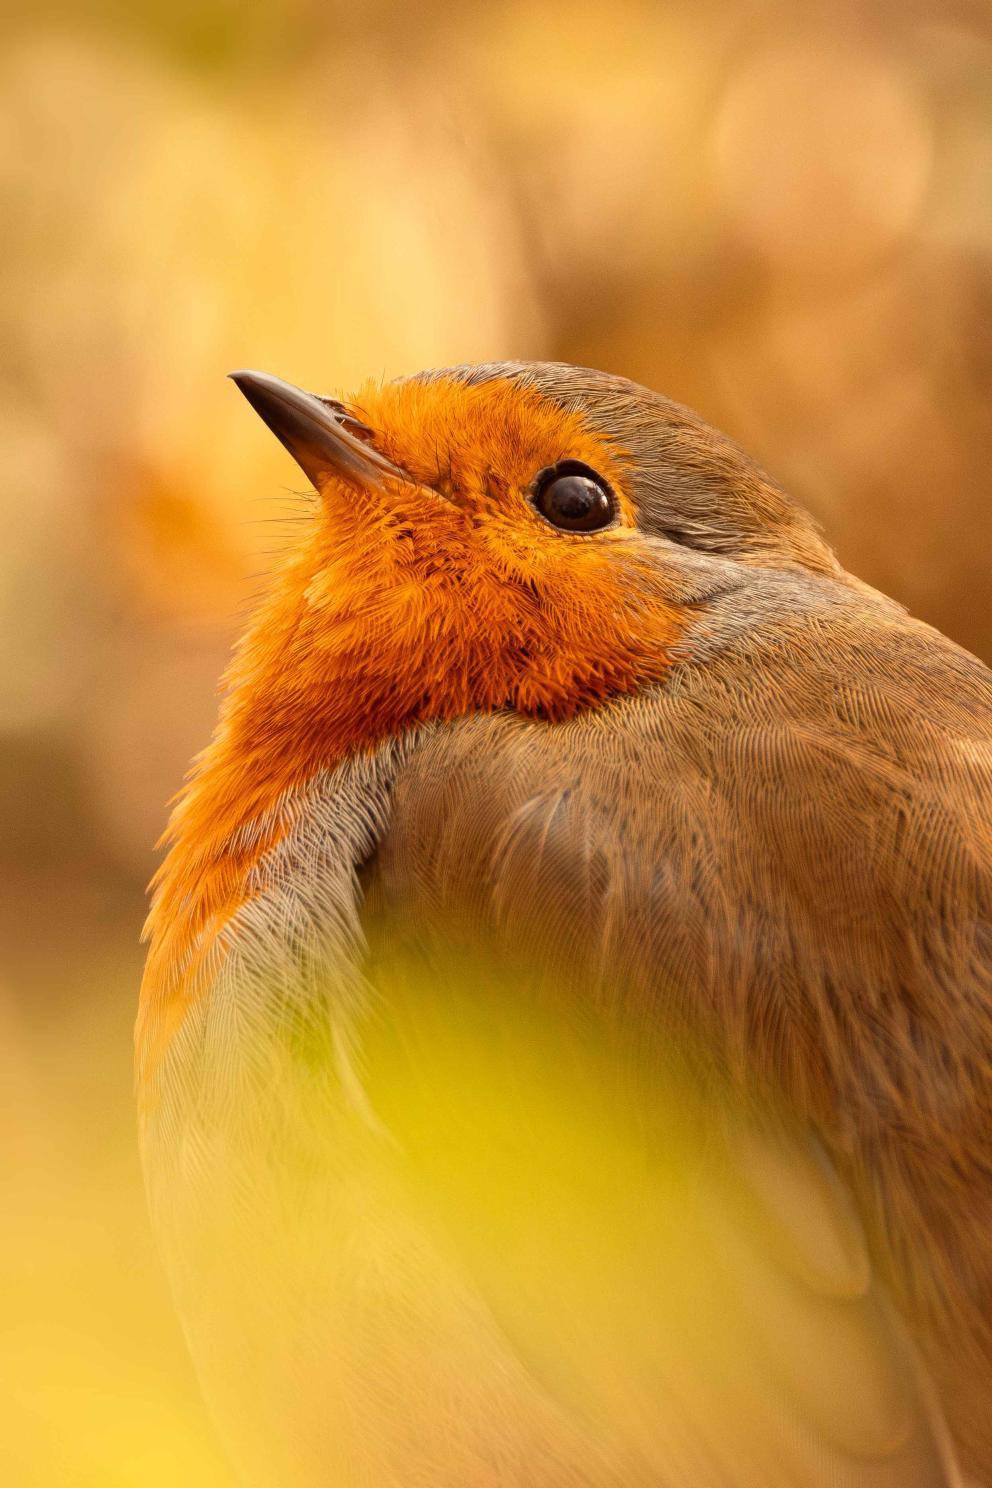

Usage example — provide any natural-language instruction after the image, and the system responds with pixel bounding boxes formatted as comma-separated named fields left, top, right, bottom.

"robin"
left=138, top=363, right=992, bottom=1487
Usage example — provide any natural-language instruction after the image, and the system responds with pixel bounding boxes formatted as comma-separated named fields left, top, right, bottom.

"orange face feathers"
left=138, top=374, right=686, bottom=1077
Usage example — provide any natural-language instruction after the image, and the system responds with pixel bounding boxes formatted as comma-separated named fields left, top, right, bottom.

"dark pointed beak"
left=228, top=369, right=407, bottom=492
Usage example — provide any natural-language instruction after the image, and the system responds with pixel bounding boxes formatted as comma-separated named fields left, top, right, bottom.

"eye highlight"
left=529, top=460, right=618, bottom=534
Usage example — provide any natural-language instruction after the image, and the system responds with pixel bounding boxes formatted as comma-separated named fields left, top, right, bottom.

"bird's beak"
left=228, top=369, right=408, bottom=493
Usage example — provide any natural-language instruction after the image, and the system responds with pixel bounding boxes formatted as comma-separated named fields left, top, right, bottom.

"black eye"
left=530, top=461, right=618, bottom=533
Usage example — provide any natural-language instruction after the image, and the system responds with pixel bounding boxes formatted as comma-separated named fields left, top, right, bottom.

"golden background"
left=2, top=1, right=991, bottom=1482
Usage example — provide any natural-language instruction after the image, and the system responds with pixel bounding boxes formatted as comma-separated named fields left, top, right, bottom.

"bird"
left=136, top=361, right=992, bottom=1487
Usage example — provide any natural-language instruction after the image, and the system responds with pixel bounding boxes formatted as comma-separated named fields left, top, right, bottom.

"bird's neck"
left=137, top=551, right=433, bottom=1081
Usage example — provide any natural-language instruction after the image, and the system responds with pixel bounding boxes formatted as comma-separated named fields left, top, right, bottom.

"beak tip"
left=227, top=369, right=283, bottom=421
left=228, top=368, right=261, bottom=393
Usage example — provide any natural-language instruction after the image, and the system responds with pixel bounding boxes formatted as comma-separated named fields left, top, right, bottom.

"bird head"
left=225, top=362, right=839, bottom=730
left=140, top=362, right=839, bottom=1067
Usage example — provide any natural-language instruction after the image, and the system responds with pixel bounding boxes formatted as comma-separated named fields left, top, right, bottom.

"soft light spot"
left=711, top=38, right=933, bottom=281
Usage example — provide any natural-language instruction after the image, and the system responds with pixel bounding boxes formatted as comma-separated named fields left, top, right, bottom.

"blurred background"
left=2, top=0, right=992, bottom=1482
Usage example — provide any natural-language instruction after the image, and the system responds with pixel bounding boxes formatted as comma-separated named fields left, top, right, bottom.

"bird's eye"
left=530, top=461, right=618, bottom=533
